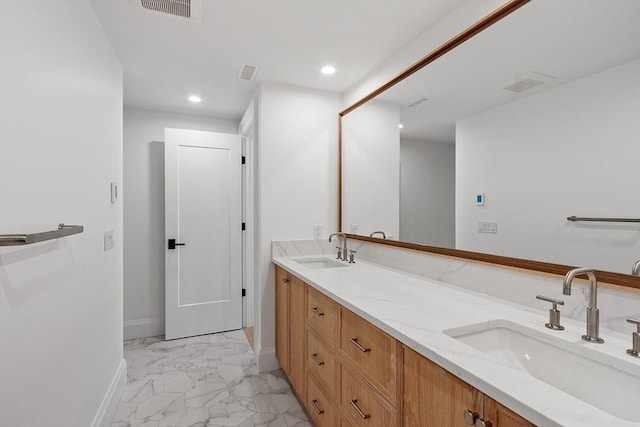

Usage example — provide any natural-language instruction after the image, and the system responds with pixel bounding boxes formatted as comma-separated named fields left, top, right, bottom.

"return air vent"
left=408, top=96, right=429, bottom=107
left=141, top=0, right=190, bottom=18
left=238, top=64, right=259, bottom=82
left=502, top=72, right=556, bottom=94
left=130, top=0, right=202, bottom=22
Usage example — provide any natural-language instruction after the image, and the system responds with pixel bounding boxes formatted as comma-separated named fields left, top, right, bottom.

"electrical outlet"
left=350, top=224, right=359, bottom=234
left=104, top=230, right=114, bottom=251
left=478, top=221, right=497, bottom=234
left=313, top=224, right=322, bottom=240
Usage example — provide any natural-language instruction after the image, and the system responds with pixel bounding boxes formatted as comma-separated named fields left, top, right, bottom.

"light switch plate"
left=104, top=230, right=114, bottom=251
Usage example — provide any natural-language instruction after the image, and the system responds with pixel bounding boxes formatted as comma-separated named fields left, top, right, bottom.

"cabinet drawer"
left=340, top=307, right=398, bottom=403
left=340, top=364, right=396, bottom=427
left=307, top=286, right=338, bottom=342
left=307, top=371, right=338, bottom=427
left=306, top=326, right=338, bottom=396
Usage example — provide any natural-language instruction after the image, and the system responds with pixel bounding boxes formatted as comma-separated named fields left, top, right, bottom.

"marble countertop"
left=272, top=254, right=640, bottom=427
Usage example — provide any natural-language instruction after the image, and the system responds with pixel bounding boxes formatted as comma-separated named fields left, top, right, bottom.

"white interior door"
left=165, top=128, right=242, bottom=340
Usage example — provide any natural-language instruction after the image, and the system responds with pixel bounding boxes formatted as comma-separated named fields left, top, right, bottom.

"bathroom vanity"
left=272, top=252, right=640, bottom=427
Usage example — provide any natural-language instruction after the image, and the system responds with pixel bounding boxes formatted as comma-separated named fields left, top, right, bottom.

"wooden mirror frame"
left=337, top=0, right=640, bottom=290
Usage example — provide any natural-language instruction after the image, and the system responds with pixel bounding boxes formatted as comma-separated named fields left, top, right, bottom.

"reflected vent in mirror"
left=408, top=96, right=429, bottom=107
left=503, top=72, right=557, bottom=93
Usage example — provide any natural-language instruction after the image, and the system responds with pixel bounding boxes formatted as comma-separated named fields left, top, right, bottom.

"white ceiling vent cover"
left=408, top=96, right=429, bottom=107
left=238, top=64, right=259, bottom=82
left=503, top=72, right=557, bottom=94
left=130, top=0, right=202, bottom=22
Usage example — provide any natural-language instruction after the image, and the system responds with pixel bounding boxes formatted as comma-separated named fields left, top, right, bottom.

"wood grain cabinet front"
left=403, top=346, right=536, bottom=427
left=306, top=326, right=338, bottom=396
left=307, top=371, right=339, bottom=427
left=274, top=266, right=306, bottom=400
left=339, top=306, right=399, bottom=404
left=340, top=363, right=397, bottom=427
left=307, top=285, right=338, bottom=343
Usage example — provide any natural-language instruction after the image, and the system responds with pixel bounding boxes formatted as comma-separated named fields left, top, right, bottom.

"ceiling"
left=91, top=0, right=464, bottom=120
left=374, top=0, right=640, bottom=142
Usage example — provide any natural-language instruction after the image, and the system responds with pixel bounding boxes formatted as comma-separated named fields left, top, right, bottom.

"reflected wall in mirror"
left=341, top=0, right=640, bottom=275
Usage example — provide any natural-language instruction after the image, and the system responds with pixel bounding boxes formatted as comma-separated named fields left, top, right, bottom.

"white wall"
left=0, top=1, right=124, bottom=426
left=456, top=59, right=640, bottom=274
left=123, top=107, right=237, bottom=339
left=400, top=139, right=455, bottom=247
left=255, top=82, right=340, bottom=370
left=342, top=100, right=400, bottom=238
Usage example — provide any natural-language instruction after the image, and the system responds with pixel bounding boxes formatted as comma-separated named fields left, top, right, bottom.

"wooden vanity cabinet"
left=274, top=267, right=306, bottom=399
left=275, top=265, right=535, bottom=427
left=485, top=397, right=536, bottom=427
left=403, top=346, right=535, bottom=427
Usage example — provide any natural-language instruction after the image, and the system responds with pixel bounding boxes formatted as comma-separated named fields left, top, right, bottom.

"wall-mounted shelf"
left=0, top=224, right=84, bottom=246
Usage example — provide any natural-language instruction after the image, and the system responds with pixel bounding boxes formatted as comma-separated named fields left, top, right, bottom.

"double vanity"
left=272, top=243, right=640, bottom=427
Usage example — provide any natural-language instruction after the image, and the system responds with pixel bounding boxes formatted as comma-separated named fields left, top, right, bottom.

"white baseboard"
left=92, top=358, right=127, bottom=427
left=124, top=317, right=164, bottom=340
left=256, top=345, right=279, bottom=373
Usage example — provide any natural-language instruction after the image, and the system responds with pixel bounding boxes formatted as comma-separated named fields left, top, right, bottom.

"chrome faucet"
left=369, top=231, right=386, bottom=239
left=329, top=232, right=348, bottom=262
left=632, top=260, right=640, bottom=276
left=563, top=268, right=604, bottom=343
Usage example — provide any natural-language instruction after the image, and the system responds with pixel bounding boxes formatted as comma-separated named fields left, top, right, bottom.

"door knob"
left=168, top=239, right=186, bottom=249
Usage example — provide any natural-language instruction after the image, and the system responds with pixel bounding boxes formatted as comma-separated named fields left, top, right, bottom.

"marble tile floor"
left=112, top=330, right=312, bottom=427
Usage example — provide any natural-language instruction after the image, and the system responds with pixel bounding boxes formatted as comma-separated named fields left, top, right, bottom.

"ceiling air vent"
left=130, top=0, right=202, bottom=22
left=503, top=72, right=557, bottom=94
left=238, top=64, right=259, bottom=82
left=141, top=0, right=190, bottom=18
left=408, top=96, right=429, bottom=107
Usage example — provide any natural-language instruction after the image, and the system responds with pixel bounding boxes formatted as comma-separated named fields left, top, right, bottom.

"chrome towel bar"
left=0, top=224, right=84, bottom=246
left=567, top=216, right=640, bottom=223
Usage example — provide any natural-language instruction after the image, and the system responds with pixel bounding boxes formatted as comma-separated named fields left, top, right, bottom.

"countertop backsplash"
left=272, top=239, right=640, bottom=335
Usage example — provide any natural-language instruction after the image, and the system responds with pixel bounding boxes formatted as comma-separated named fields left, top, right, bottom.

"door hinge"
left=242, top=289, right=246, bottom=297
left=241, top=155, right=246, bottom=165
left=242, top=222, right=246, bottom=231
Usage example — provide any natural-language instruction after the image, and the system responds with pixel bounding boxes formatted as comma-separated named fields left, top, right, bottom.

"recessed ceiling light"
left=398, top=124, right=404, bottom=129
left=321, top=65, right=336, bottom=75
left=188, top=95, right=201, bottom=103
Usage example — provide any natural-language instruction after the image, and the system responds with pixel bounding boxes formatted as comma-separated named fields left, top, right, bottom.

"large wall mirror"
left=341, top=0, right=640, bottom=286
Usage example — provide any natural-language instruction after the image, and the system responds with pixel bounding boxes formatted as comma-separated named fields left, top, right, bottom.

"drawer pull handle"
left=464, top=410, right=479, bottom=425
left=350, top=338, right=370, bottom=353
left=311, top=307, right=325, bottom=317
left=311, top=399, right=324, bottom=415
left=282, top=277, right=289, bottom=283
left=311, top=353, right=325, bottom=366
left=350, top=399, right=370, bottom=420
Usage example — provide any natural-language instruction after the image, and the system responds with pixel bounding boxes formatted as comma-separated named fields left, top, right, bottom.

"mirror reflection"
left=342, top=0, right=640, bottom=275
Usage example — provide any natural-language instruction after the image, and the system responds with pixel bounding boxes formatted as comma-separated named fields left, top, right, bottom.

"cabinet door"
left=275, top=267, right=289, bottom=373
left=288, top=274, right=307, bottom=399
left=403, top=346, right=482, bottom=427
left=485, top=397, right=536, bottom=427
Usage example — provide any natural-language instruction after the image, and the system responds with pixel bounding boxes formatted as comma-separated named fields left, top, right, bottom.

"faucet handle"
left=627, top=316, right=640, bottom=332
left=536, top=295, right=565, bottom=330
left=335, top=246, right=342, bottom=260
left=626, top=316, right=640, bottom=358
left=348, top=250, right=357, bottom=264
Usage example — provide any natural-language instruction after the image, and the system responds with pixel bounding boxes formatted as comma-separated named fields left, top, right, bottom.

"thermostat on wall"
left=476, top=193, right=485, bottom=206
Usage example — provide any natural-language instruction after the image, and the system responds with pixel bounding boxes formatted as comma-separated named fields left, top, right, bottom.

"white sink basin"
left=293, top=257, right=348, bottom=269
left=444, top=320, right=640, bottom=422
